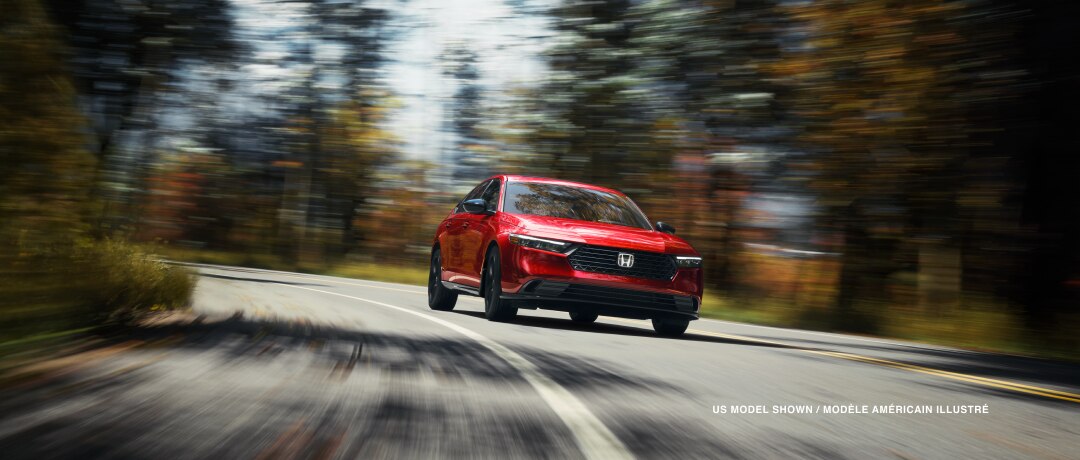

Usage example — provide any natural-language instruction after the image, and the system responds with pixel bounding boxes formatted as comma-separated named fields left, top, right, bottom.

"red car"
left=427, top=175, right=704, bottom=336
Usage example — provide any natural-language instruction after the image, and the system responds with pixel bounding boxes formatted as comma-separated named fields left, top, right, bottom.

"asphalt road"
left=1, top=264, right=1078, bottom=459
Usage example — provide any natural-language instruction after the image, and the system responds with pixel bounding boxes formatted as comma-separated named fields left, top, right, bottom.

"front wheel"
left=652, top=317, right=689, bottom=337
left=483, top=247, right=517, bottom=322
left=428, top=248, right=458, bottom=311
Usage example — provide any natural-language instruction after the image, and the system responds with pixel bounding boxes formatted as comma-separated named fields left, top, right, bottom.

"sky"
left=383, top=0, right=553, bottom=161
left=225, top=0, right=554, bottom=161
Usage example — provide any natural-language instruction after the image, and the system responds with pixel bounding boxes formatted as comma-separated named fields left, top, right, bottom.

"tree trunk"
left=833, top=202, right=886, bottom=333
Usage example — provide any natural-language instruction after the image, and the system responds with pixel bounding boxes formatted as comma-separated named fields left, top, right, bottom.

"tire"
left=428, top=248, right=458, bottom=311
left=569, top=311, right=598, bottom=323
left=483, top=247, right=517, bottom=322
left=652, top=317, right=689, bottom=337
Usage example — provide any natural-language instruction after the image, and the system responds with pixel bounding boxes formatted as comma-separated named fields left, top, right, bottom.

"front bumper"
left=502, top=243, right=704, bottom=298
left=502, top=279, right=700, bottom=320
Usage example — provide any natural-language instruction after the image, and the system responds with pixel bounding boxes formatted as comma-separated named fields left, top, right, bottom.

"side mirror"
left=462, top=198, right=489, bottom=214
left=655, top=221, right=676, bottom=234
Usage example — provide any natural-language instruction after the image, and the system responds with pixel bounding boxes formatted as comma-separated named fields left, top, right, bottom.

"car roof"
left=491, top=175, right=627, bottom=196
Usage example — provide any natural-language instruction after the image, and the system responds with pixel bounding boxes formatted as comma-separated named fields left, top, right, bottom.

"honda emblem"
left=617, top=253, right=634, bottom=268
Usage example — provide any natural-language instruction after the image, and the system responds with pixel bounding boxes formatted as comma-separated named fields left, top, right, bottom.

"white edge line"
left=276, top=283, right=633, bottom=460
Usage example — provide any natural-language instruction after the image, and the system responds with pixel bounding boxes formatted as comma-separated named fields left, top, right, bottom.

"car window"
left=481, top=179, right=501, bottom=212
left=455, top=180, right=490, bottom=214
left=503, top=182, right=652, bottom=229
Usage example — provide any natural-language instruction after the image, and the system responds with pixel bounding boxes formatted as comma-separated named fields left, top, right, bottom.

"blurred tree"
left=46, top=0, right=238, bottom=235
left=537, top=0, right=656, bottom=188
left=305, top=1, right=394, bottom=262
left=137, top=147, right=231, bottom=246
left=774, top=0, right=1026, bottom=331
left=318, top=93, right=399, bottom=257
left=629, top=0, right=787, bottom=289
left=475, top=85, right=557, bottom=175
left=353, top=160, right=447, bottom=265
left=0, top=0, right=114, bottom=340
left=1, top=0, right=96, bottom=241
left=631, top=0, right=785, bottom=130
left=47, top=0, right=237, bottom=162
left=439, top=45, right=487, bottom=182
left=311, top=1, right=387, bottom=92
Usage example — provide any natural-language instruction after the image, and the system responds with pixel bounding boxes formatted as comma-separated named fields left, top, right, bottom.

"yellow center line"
left=806, top=350, right=1080, bottom=403
left=608, top=318, right=1080, bottom=404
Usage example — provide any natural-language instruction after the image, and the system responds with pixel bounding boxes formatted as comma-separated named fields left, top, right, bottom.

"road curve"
left=1, top=264, right=1078, bottom=459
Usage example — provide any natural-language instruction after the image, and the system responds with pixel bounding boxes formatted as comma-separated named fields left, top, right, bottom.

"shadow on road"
left=451, top=310, right=795, bottom=350
left=120, top=315, right=684, bottom=393
left=198, top=272, right=330, bottom=287
left=0, top=314, right=726, bottom=459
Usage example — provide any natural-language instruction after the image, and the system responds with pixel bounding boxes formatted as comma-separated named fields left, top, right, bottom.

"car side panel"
left=453, top=178, right=504, bottom=288
left=434, top=215, right=459, bottom=283
left=438, top=216, right=457, bottom=279
left=455, top=212, right=495, bottom=287
left=441, top=180, right=490, bottom=284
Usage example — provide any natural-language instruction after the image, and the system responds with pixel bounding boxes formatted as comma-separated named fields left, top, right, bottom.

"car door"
left=457, top=178, right=501, bottom=287
left=443, top=180, right=489, bottom=284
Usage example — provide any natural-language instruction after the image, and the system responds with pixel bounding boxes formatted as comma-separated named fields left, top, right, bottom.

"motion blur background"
left=3, top=0, right=1079, bottom=358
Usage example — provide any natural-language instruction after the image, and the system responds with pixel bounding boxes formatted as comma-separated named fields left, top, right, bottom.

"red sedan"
left=428, top=175, right=703, bottom=336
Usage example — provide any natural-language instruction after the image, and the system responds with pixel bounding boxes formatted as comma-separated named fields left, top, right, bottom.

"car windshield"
left=503, top=182, right=652, bottom=230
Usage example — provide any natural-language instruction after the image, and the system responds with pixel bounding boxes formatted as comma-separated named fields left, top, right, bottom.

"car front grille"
left=567, top=245, right=677, bottom=280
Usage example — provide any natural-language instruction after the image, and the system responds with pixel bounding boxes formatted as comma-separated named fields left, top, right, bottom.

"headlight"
left=509, top=233, right=574, bottom=254
left=674, top=256, right=702, bottom=268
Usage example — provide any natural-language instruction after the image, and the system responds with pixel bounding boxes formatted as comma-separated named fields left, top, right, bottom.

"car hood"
left=502, top=214, right=697, bottom=255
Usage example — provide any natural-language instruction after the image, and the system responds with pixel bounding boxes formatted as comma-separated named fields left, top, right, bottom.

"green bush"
left=0, top=238, right=196, bottom=350
left=79, top=239, right=195, bottom=316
